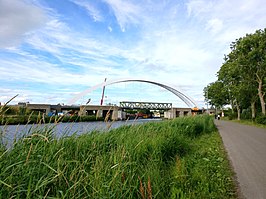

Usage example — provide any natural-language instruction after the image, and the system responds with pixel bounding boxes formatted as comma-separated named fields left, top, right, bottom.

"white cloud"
left=0, top=87, right=78, bottom=105
left=0, top=0, right=46, bottom=48
left=103, top=0, right=142, bottom=31
left=70, top=0, right=103, bottom=22
left=206, top=18, right=223, bottom=34
left=1, top=0, right=266, bottom=107
left=186, top=0, right=266, bottom=40
left=0, top=58, right=102, bottom=86
left=186, top=0, right=213, bottom=18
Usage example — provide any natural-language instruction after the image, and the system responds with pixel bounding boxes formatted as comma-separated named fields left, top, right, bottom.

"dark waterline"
left=0, top=119, right=162, bottom=147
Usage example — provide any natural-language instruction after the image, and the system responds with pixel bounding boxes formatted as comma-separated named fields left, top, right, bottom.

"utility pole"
left=206, top=89, right=209, bottom=114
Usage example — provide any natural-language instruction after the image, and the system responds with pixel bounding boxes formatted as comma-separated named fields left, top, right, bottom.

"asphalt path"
left=215, top=120, right=266, bottom=199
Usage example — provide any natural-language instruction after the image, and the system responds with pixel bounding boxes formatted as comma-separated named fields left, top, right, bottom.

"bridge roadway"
left=18, top=103, right=195, bottom=120
left=120, top=101, right=172, bottom=110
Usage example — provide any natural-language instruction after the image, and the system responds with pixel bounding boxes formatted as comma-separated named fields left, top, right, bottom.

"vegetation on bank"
left=204, top=28, right=266, bottom=122
left=0, top=116, right=236, bottom=198
left=223, top=117, right=266, bottom=129
left=215, top=109, right=266, bottom=126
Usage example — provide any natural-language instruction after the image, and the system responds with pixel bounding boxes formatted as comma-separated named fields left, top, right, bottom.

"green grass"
left=233, top=119, right=266, bottom=128
left=0, top=116, right=236, bottom=198
left=170, top=132, right=236, bottom=198
left=223, top=117, right=266, bottom=129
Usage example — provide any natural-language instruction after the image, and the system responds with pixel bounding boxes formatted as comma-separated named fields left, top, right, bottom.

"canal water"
left=0, top=119, right=162, bottom=147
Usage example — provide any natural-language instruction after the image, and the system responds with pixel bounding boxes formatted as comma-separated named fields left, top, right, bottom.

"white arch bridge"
left=68, top=79, right=198, bottom=108
left=23, top=80, right=199, bottom=120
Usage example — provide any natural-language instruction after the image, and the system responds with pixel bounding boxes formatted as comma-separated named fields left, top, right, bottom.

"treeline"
left=204, top=28, right=266, bottom=122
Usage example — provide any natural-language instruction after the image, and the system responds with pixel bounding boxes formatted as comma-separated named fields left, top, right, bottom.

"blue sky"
left=1, top=0, right=266, bottom=108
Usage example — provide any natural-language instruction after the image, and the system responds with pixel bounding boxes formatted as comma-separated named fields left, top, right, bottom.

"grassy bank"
left=0, top=116, right=236, bottom=198
left=231, top=119, right=266, bottom=129
left=222, top=116, right=266, bottom=129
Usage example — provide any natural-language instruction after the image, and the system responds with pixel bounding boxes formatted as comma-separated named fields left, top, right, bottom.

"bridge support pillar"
left=111, top=110, right=117, bottom=120
left=79, top=105, right=122, bottom=120
left=78, top=106, right=86, bottom=116
left=164, top=108, right=192, bottom=119
left=26, top=104, right=51, bottom=115
left=96, top=109, right=103, bottom=118
left=164, top=109, right=175, bottom=119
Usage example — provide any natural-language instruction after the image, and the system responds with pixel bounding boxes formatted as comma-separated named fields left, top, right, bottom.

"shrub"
left=241, top=108, right=252, bottom=120
left=255, top=115, right=266, bottom=125
left=228, top=112, right=237, bottom=120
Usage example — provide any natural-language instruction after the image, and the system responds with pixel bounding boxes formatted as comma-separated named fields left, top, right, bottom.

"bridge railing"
left=120, top=101, right=172, bottom=110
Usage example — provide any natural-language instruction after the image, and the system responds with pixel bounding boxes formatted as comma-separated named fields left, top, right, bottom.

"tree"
left=204, top=81, right=229, bottom=109
left=205, top=28, right=266, bottom=119
left=235, top=29, right=266, bottom=115
left=218, top=56, right=244, bottom=120
left=240, top=79, right=258, bottom=119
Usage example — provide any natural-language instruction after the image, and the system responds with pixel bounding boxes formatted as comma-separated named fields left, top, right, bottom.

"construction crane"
left=100, top=78, right=107, bottom=105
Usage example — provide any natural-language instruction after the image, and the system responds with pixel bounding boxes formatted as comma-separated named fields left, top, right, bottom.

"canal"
left=0, top=119, right=162, bottom=147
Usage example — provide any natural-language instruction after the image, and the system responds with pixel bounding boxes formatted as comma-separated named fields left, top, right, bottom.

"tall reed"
left=0, top=115, right=236, bottom=198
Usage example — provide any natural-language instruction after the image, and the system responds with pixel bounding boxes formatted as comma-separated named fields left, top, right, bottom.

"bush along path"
left=0, top=116, right=237, bottom=198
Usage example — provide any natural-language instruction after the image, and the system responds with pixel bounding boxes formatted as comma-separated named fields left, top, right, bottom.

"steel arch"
left=67, top=79, right=198, bottom=108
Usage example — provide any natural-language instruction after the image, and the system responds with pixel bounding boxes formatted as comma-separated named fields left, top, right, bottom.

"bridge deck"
left=120, top=101, right=172, bottom=110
